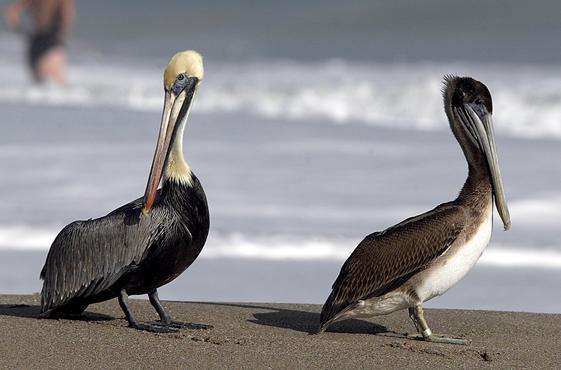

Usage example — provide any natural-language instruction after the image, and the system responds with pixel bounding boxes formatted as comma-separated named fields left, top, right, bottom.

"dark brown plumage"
left=319, top=76, right=510, bottom=343
left=320, top=203, right=465, bottom=330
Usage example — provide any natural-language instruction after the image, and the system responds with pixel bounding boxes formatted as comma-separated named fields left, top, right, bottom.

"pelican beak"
left=455, top=104, right=511, bottom=230
left=142, top=79, right=197, bottom=213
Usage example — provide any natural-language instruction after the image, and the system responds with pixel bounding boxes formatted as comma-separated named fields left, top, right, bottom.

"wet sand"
left=0, top=295, right=559, bottom=369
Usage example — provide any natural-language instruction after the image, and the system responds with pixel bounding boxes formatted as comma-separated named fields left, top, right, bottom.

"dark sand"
left=0, top=295, right=559, bottom=369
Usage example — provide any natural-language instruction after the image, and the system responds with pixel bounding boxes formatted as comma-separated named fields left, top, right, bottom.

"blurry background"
left=0, top=0, right=560, bottom=313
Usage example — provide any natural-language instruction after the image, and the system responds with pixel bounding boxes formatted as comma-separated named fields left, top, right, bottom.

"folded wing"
left=40, top=196, right=177, bottom=312
left=320, top=204, right=466, bottom=328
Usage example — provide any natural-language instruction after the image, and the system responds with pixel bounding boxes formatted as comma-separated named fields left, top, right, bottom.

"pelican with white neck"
left=40, top=51, right=211, bottom=333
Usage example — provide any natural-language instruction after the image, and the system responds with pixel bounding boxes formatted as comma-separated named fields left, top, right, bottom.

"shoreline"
left=2, top=252, right=560, bottom=314
left=0, top=294, right=559, bottom=368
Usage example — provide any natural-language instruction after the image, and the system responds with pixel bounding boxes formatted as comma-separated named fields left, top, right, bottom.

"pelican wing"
left=40, top=195, right=187, bottom=312
left=320, top=204, right=466, bottom=328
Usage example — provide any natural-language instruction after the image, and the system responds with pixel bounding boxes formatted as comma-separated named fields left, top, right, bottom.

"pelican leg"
left=407, top=304, right=470, bottom=345
left=148, top=290, right=212, bottom=330
left=408, top=307, right=421, bottom=332
left=118, top=289, right=177, bottom=333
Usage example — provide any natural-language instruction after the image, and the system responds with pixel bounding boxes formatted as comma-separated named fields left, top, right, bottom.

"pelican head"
left=143, top=50, right=204, bottom=213
left=443, top=75, right=511, bottom=231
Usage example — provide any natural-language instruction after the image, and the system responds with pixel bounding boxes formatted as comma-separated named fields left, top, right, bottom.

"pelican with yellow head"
left=40, top=51, right=211, bottom=333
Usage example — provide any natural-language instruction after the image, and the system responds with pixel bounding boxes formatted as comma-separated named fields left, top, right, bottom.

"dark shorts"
left=27, top=30, right=62, bottom=80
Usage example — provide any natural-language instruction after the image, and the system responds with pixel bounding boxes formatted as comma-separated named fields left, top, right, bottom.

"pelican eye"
left=172, top=74, right=188, bottom=95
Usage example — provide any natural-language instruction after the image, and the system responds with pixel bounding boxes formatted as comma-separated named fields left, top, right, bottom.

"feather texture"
left=40, top=176, right=208, bottom=314
left=320, top=203, right=466, bottom=327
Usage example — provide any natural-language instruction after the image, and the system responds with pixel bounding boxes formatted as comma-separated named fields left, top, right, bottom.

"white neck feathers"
left=164, top=119, right=193, bottom=185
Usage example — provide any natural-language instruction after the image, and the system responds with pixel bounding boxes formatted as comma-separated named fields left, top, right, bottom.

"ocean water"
left=0, top=0, right=560, bottom=312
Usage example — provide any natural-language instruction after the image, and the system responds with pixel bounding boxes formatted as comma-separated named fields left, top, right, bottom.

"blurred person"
left=3, top=0, right=75, bottom=84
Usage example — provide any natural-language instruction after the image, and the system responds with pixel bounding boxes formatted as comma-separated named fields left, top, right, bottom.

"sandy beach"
left=1, top=2, right=561, bottom=368
left=0, top=294, right=559, bottom=369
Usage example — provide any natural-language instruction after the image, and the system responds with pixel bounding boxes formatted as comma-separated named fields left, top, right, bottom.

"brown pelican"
left=40, top=50, right=210, bottom=333
left=319, top=76, right=511, bottom=345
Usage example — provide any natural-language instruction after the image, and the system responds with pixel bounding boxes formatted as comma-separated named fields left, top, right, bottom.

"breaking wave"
left=0, top=52, right=561, bottom=139
left=2, top=226, right=561, bottom=269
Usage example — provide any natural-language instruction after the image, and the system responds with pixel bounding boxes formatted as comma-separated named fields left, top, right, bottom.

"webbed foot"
left=130, top=322, right=179, bottom=333
left=407, top=305, right=470, bottom=345
left=407, top=333, right=470, bottom=345
left=160, top=321, right=213, bottom=330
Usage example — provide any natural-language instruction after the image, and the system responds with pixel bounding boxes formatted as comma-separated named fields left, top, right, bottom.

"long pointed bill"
left=462, top=104, right=511, bottom=230
left=142, top=89, right=189, bottom=213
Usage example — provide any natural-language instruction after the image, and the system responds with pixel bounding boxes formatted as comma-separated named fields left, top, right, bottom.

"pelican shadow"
left=198, top=302, right=390, bottom=335
left=0, top=304, right=113, bottom=321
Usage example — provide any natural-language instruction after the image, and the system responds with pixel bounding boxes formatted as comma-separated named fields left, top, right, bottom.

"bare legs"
left=408, top=305, right=469, bottom=345
left=118, top=289, right=175, bottom=333
left=36, top=46, right=67, bottom=85
left=149, top=290, right=212, bottom=330
left=118, top=289, right=212, bottom=333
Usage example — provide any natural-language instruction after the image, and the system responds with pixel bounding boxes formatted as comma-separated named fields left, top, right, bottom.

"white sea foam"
left=2, top=226, right=561, bottom=269
left=0, top=226, right=55, bottom=250
left=1, top=55, right=561, bottom=139
left=204, top=234, right=561, bottom=270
